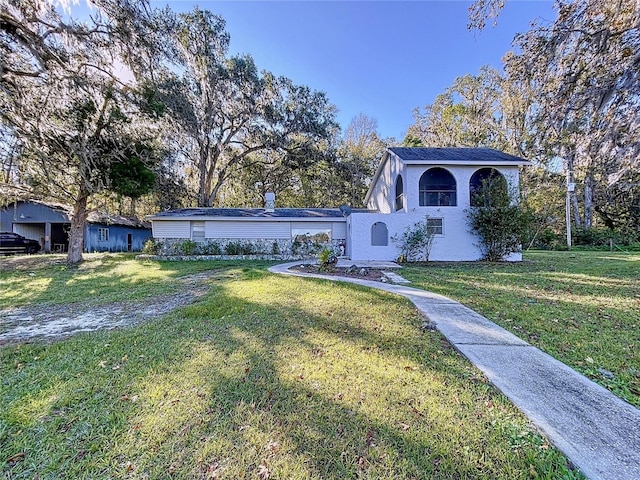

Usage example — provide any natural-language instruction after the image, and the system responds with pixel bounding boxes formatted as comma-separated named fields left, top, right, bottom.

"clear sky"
left=151, top=1, right=556, bottom=141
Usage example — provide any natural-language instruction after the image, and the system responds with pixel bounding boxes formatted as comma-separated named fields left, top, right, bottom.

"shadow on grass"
left=1, top=268, right=582, bottom=479
left=401, top=252, right=640, bottom=407
left=0, top=254, right=275, bottom=309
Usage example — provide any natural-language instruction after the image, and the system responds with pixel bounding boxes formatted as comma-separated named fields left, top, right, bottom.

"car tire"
left=27, top=246, right=37, bottom=254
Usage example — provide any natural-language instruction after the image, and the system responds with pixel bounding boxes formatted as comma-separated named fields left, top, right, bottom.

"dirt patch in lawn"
left=0, top=270, right=219, bottom=347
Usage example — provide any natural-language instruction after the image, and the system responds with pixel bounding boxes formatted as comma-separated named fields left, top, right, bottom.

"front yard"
left=402, top=251, right=640, bottom=408
left=0, top=254, right=585, bottom=478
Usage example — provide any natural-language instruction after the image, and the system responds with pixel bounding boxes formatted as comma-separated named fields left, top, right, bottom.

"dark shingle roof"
left=388, top=147, right=529, bottom=164
left=150, top=208, right=346, bottom=219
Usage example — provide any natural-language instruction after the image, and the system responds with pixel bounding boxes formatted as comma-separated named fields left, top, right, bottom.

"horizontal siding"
left=206, top=220, right=290, bottom=239
left=153, top=220, right=190, bottom=238
left=291, top=221, right=333, bottom=231
left=332, top=222, right=347, bottom=239
left=13, top=224, right=44, bottom=241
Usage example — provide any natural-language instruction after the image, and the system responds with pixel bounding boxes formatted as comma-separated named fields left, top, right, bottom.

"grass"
left=0, top=255, right=582, bottom=478
left=0, top=254, right=271, bottom=309
left=401, top=250, right=640, bottom=407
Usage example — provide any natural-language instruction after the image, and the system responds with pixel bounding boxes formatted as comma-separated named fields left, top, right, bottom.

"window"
left=395, top=175, right=404, bottom=211
left=191, top=221, right=205, bottom=242
left=469, top=168, right=507, bottom=207
left=371, top=222, right=388, bottom=246
left=419, top=168, right=457, bottom=206
left=292, top=227, right=331, bottom=244
left=98, top=228, right=109, bottom=242
left=426, top=218, right=444, bottom=235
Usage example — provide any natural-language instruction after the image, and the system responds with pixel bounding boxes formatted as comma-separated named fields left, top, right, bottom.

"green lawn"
left=0, top=255, right=581, bottom=479
left=402, top=251, right=640, bottom=407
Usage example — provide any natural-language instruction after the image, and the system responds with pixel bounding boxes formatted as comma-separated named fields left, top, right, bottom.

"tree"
left=337, top=114, right=386, bottom=206
left=407, top=66, right=513, bottom=151
left=506, top=0, right=640, bottom=230
left=468, top=0, right=507, bottom=31
left=0, top=0, right=161, bottom=263
left=158, top=8, right=338, bottom=207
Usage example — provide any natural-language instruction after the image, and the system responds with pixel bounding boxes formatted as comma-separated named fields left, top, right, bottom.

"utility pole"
left=566, top=169, right=575, bottom=251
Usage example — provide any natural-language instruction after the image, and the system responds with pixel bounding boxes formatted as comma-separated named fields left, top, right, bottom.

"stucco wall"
left=366, top=153, right=404, bottom=213
left=350, top=164, right=523, bottom=262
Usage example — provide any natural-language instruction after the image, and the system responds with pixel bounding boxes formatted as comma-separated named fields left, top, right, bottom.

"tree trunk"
left=583, top=174, right=593, bottom=229
left=571, top=190, right=582, bottom=227
left=66, top=192, right=88, bottom=265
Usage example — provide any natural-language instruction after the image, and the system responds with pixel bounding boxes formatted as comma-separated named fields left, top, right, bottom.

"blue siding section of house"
left=84, top=224, right=151, bottom=252
left=0, top=202, right=67, bottom=231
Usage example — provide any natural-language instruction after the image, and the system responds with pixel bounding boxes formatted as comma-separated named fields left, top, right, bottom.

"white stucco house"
left=148, top=147, right=530, bottom=261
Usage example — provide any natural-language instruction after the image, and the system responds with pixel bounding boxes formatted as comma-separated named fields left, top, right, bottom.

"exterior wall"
left=151, top=218, right=348, bottom=257
left=206, top=220, right=290, bottom=239
left=152, top=220, right=190, bottom=238
left=84, top=224, right=151, bottom=252
left=352, top=164, right=523, bottom=261
left=12, top=224, right=45, bottom=241
left=405, top=164, right=520, bottom=210
left=366, top=153, right=405, bottom=213
left=0, top=202, right=68, bottom=231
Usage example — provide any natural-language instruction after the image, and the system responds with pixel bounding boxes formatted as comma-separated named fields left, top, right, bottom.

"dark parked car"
left=0, top=232, right=41, bottom=255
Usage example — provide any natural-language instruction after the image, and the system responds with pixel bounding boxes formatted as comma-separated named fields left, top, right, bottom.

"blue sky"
left=152, top=1, right=556, bottom=141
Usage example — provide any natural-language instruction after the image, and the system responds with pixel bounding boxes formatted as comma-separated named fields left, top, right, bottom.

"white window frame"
left=98, top=228, right=109, bottom=242
left=191, top=221, right=205, bottom=242
left=426, top=218, right=444, bottom=235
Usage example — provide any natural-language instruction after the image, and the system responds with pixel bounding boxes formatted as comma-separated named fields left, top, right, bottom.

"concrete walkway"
left=269, top=261, right=640, bottom=480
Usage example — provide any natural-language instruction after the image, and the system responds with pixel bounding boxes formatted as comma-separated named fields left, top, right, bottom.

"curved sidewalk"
left=269, top=262, right=640, bottom=480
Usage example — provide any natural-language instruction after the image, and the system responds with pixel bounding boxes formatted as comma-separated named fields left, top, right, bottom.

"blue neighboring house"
left=0, top=201, right=151, bottom=253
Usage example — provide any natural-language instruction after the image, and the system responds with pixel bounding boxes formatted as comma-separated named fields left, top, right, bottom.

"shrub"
left=318, top=247, right=338, bottom=271
left=179, top=239, right=197, bottom=256
left=467, top=178, right=530, bottom=261
left=142, top=238, right=160, bottom=255
left=224, top=241, right=255, bottom=256
left=224, top=241, right=243, bottom=255
left=392, top=217, right=437, bottom=262
left=201, top=241, right=222, bottom=255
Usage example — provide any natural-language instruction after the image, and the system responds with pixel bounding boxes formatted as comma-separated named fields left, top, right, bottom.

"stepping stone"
left=381, top=271, right=411, bottom=284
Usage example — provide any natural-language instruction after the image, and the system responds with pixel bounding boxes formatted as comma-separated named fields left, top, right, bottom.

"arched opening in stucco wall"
left=371, top=222, right=388, bottom=246
left=395, top=175, right=404, bottom=211
left=419, top=168, right=457, bottom=206
left=469, top=168, right=507, bottom=207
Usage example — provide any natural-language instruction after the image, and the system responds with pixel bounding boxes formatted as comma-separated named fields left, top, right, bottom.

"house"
left=150, top=206, right=348, bottom=257
left=147, top=147, right=530, bottom=261
left=348, top=147, right=530, bottom=261
left=0, top=201, right=152, bottom=253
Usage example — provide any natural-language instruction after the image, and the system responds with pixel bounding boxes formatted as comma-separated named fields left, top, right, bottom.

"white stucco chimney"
left=265, top=192, right=275, bottom=212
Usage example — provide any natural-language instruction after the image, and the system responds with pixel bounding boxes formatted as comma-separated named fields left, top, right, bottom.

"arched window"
left=395, top=175, right=404, bottom=211
left=371, top=222, right=388, bottom=246
left=419, top=168, right=457, bottom=206
left=469, top=168, right=507, bottom=207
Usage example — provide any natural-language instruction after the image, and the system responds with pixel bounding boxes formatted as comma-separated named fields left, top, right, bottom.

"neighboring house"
left=0, top=201, right=151, bottom=253
left=148, top=147, right=530, bottom=261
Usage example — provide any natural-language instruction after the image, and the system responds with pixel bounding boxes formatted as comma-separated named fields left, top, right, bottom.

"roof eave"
left=364, top=149, right=391, bottom=206
left=403, top=159, right=532, bottom=166
left=148, top=215, right=347, bottom=222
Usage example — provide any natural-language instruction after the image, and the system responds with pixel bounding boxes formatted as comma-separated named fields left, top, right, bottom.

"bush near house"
left=467, top=178, right=530, bottom=261
left=392, top=216, right=437, bottom=262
